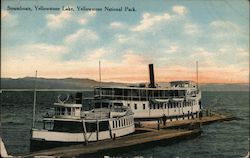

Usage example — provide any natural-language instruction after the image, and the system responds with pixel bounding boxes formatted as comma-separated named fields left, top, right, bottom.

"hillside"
left=1, top=77, right=125, bottom=90
left=1, top=77, right=249, bottom=91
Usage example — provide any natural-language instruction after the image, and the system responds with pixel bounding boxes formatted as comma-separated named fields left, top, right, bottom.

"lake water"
left=0, top=91, right=249, bottom=157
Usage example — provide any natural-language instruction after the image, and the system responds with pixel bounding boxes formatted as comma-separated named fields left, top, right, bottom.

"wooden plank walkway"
left=24, top=128, right=201, bottom=157
left=140, top=113, right=237, bottom=129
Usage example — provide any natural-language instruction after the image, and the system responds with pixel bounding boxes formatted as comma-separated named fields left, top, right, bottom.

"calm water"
left=0, top=91, right=249, bottom=157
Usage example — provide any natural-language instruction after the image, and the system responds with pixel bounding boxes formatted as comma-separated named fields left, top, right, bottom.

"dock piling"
left=157, top=119, right=160, bottom=130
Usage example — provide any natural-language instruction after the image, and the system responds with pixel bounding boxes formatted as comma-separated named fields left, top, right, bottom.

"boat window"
left=114, top=102, right=123, bottom=106
left=113, top=89, right=123, bottom=100
left=44, top=121, right=53, bottom=130
left=123, top=119, right=126, bottom=126
left=143, top=104, right=146, bottom=110
left=85, top=122, right=97, bottom=132
left=148, top=90, right=153, bottom=99
left=67, top=108, right=71, bottom=115
left=61, top=108, right=65, bottom=115
left=159, top=90, right=164, bottom=98
left=116, top=120, right=118, bottom=128
left=131, top=89, right=139, bottom=100
left=164, top=91, right=170, bottom=97
left=127, top=103, right=130, bottom=107
left=123, top=89, right=129, bottom=100
left=114, top=88, right=123, bottom=95
left=94, top=102, right=109, bottom=108
left=178, top=90, right=185, bottom=97
left=55, top=107, right=59, bottom=115
left=113, top=121, right=115, bottom=128
left=134, top=104, right=137, bottom=110
left=153, top=90, right=159, bottom=98
left=53, top=121, right=82, bottom=133
left=119, top=120, right=121, bottom=127
left=72, top=108, right=75, bottom=115
left=100, top=88, right=113, bottom=96
left=99, top=121, right=109, bottom=131
left=140, top=90, right=147, bottom=101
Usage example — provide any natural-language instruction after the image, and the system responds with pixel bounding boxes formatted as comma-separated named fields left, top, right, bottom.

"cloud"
left=115, top=34, right=136, bottom=44
left=164, top=45, right=178, bottom=54
left=209, top=20, right=243, bottom=39
left=1, top=10, right=18, bottom=27
left=131, top=12, right=172, bottom=32
left=110, top=22, right=126, bottom=29
left=172, top=6, right=188, bottom=15
left=184, top=23, right=202, bottom=35
left=78, top=18, right=87, bottom=25
left=190, top=48, right=216, bottom=66
left=2, top=43, right=69, bottom=77
left=236, top=48, right=249, bottom=57
left=28, top=43, right=67, bottom=55
left=77, top=10, right=97, bottom=25
left=2, top=43, right=67, bottom=60
left=2, top=44, right=248, bottom=83
left=1, top=10, right=11, bottom=19
left=46, top=11, right=72, bottom=28
left=210, top=20, right=240, bottom=30
left=64, top=29, right=99, bottom=44
left=86, top=48, right=110, bottom=60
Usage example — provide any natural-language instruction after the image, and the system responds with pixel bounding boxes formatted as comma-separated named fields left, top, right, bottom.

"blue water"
left=0, top=91, right=249, bottom=157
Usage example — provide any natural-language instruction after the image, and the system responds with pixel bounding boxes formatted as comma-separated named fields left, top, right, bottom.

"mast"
left=196, top=61, right=199, bottom=89
left=99, top=61, right=102, bottom=119
left=99, top=61, right=102, bottom=93
left=32, top=70, right=37, bottom=128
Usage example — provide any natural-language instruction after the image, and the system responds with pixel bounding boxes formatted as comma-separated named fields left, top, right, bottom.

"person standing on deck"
left=162, top=114, right=167, bottom=126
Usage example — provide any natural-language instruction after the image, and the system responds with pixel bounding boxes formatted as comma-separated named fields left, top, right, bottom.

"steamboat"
left=94, top=64, right=202, bottom=121
left=30, top=93, right=135, bottom=151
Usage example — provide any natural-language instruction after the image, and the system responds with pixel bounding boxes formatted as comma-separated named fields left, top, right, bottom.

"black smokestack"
left=149, top=64, right=156, bottom=88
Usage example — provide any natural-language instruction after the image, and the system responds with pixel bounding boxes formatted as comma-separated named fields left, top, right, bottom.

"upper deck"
left=94, top=81, right=199, bottom=101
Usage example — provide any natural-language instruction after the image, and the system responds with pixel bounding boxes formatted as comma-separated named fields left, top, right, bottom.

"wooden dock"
left=140, top=112, right=238, bottom=130
left=23, top=113, right=236, bottom=157
left=24, top=128, right=201, bottom=157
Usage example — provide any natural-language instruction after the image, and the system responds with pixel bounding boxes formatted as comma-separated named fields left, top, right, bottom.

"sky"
left=1, top=0, right=249, bottom=83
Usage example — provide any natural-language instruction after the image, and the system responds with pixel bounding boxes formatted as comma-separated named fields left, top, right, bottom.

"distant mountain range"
left=1, top=77, right=249, bottom=91
left=1, top=77, right=124, bottom=90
